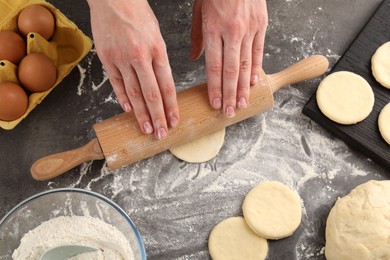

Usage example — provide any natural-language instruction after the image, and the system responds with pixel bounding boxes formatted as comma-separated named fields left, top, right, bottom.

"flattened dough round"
left=372, top=41, right=390, bottom=89
left=325, top=180, right=390, bottom=260
left=208, top=216, right=268, bottom=260
left=316, top=71, right=375, bottom=125
left=169, top=128, right=225, bottom=163
left=242, top=181, right=302, bottom=239
left=379, top=102, right=390, bottom=144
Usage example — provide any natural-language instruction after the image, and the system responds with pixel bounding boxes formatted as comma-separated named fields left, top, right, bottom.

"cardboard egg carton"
left=0, top=0, right=92, bottom=130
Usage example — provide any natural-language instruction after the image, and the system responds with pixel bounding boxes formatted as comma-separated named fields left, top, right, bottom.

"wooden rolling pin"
left=31, top=55, right=329, bottom=181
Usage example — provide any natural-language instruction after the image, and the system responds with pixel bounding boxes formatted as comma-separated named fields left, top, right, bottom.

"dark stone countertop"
left=0, top=0, right=388, bottom=259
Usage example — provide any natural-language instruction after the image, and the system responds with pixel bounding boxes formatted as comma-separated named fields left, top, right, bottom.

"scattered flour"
left=59, top=46, right=378, bottom=258
left=76, top=64, right=87, bottom=96
left=52, top=2, right=385, bottom=258
left=12, top=216, right=134, bottom=260
left=76, top=48, right=109, bottom=98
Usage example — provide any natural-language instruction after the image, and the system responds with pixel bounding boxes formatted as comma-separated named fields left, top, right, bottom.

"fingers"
left=121, top=46, right=178, bottom=139
left=204, top=33, right=223, bottom=110
left=110, top=46, right=177, bottom=140
left=237, top=33, right=253, bottom=109
left=205, top=25, right=248, bottom=117
left=131, top=60, right=169, bottom=140
left=251, top=3, right=268, bottom=86
left=190, top=0, right=204, bottom=61
left=153, top=50, right=180, bottom=129
left=251, top=31, right=266, bottom=86
left=200, top=0, right=268, bottom=118
left=222, top=38, right=241, bottom=117
left=104, top=64, right=132, bottom=113
left=121, top=66, right=154, bottom=135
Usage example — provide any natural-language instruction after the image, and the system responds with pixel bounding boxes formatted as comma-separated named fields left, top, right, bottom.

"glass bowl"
left=0, top=188, right=146, bottom=259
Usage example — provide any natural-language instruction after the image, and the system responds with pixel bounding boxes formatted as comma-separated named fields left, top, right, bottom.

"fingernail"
left=225, top=106, right=235, bottom=117
left=156, top=128, right=167, bottom=139
left=123, top=102, right=132, bottom=112
left=169, top=114, right=179, bottom=128
left=251, top=74, right=259, bottom=85
left=238, top=97, right=247, bottom=109
left=213, top=98, right=222, bottom=109
left=143, top=122, right=153, bottom=134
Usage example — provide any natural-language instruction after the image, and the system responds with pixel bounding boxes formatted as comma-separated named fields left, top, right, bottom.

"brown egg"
left=0, top=31, right=26, bottom=64
left=18, top=5, right=55, bottom=40
left=18, top=53, right=57, bottom=93
left=0, top=82, right=29, bottom=121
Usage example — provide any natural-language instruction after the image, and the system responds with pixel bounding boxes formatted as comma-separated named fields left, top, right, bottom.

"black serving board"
left=303, top=0, right=390, bottom=170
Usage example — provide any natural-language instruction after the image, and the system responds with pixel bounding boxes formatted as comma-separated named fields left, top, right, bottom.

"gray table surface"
left=0, top=0, right=388, bottom=259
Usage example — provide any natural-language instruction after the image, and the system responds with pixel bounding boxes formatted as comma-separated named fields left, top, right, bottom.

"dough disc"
left=325, top=180, right=390, bottom=260
left=378, top=102, right=390, bottom=144
left=169, top=128, right=225, bottom=163
left=371, top=41, right=390, bottom=89
left=208, top=216, right=268, bottom=260
left=316, top=71, right=375, bottom=125
left=242, top=181, right=302, bottom=239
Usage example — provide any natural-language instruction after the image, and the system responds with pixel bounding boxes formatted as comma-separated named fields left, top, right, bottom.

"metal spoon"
left=40, top=245, right=98, bottom=260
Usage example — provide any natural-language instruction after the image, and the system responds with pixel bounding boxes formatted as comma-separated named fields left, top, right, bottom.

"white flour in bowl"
left=12, top=216, right=134, bottom=260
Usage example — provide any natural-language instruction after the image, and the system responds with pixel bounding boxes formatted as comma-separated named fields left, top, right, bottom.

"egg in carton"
left=0, top=0, right=92, bottom=130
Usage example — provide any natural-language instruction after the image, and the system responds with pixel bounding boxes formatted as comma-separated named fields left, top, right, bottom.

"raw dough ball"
left=325, top=180, right=390, bottom=260
left=371, top=41, right=390, bottom=89
left=316, top=71, right=375, bottom=125
left=169, top=128, right=225, bottom=163
left=242, top=181, right=302, bottom=240
left=208, top=216, right=268, bottom=260
left=378, top=102, right=390, bottom=144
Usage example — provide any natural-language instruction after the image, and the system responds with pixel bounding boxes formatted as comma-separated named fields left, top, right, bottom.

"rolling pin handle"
left=30, top=138, right=104, bottom=181
left=268, top=55, right=329, bottom=93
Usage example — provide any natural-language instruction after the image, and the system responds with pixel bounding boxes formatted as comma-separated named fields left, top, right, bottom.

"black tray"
left=303, top=0, right=390, bottom=169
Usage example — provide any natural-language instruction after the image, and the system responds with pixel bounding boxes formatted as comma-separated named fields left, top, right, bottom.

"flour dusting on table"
left=56, top=77, right=381, bottom=259
left=45, top=1, right=387, bottom=259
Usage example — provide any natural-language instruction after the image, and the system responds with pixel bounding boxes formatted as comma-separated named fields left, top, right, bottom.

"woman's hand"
left=190, top=0, right=268, bottom=117
left=87, top=0, right=179, bottom=139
